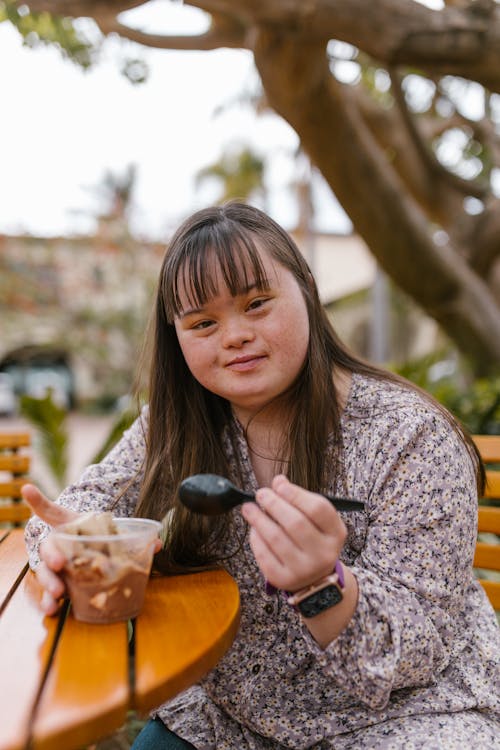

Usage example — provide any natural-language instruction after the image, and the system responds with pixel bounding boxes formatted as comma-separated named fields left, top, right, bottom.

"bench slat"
left=0, top=530, right=29, bottom=609
left=0, top=480, right=26, bottom=498
left=0, top=456, right=30, bottom=473
left=0, top=433, right=31, bottom=526
left=478, top=506, right=500, bottom=534
left=0, top=504, right=32, bottom=523
left=0, top=531, right=60, bottom=750
left=473, top=435, right=500, bottom=611
left=473, top=435, right=500, bottom=464
left=484, top=470, right=500, bottom=499
left=474, top=542, right=500, bottom=572
left=32, top=614, right=129, bottom=750
left=479, top=580, right=500, bottom=610
left=0, top=434, right=31, bottom=450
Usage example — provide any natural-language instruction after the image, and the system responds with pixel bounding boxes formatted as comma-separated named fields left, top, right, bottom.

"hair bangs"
left=166, top=223, right=271, bottom=320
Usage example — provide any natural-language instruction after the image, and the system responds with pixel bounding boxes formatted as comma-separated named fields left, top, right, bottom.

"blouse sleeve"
left=300, top=405, right=479, bottom=710
left=24, top=407, right=148, bottom=569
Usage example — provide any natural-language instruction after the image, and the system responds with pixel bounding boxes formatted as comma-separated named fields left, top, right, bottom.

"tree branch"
left=23, top=1, right=500, bottom=92
left=345, top=84, right=445, bottom=223
left=469, top=199, right=500, bottom=276
left=252, top=27, right=500, bottom=366
left=345, top=81, right=472, bottom=231
left=98, top=16, right=248, bottom=51
left=389, top=67, right=488, bottom=199
left=15, top=0, right=500, bottom=369
left=23, top=0, right=142, bottom=16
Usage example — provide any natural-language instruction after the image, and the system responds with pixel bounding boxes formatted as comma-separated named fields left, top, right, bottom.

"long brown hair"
left=134, top=202, right=484, bottom=572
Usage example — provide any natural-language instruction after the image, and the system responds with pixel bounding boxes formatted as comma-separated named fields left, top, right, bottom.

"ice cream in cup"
left=53, top=513, right=161, bottom=624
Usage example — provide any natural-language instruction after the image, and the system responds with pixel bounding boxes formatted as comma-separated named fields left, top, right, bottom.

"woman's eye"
left=192, top=319, right=214, bottom=331
left=247, top=297, right=269, bottom=311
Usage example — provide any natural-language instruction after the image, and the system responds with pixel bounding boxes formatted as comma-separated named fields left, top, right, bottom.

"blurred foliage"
left=19, top=389, right=69, bottom=490
left=196, top=145, right=266, bottom=204
left=0, top=0, right=97, bottom=68
left=18, top=390, right=138, bottom=491
left=91, top=404, right=138, bottom=464
left=0, top=1, right=148, bottom=82
left=396, top=351, right=500, bottom=435
left=120, top=57, right=148, bottom=85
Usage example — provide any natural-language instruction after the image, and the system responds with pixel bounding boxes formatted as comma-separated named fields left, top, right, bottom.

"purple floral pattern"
left=25, top=375, right=500, bottom=748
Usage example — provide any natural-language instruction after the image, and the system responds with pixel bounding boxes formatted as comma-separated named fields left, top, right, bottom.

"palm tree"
left=195, top=145, right=267, bottom=207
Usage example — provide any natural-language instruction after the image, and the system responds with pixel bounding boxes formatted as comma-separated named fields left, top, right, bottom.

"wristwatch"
left=287, top=561, right=345, bottom=618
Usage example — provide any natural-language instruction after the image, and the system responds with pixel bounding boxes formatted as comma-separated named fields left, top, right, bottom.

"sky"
left=0, top=1, right=351, bottom=240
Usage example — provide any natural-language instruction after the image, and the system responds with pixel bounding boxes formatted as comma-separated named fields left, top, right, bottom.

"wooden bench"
left=472, top=435, right=500, bottom=610
left=0, top=433, right=32, bottom=525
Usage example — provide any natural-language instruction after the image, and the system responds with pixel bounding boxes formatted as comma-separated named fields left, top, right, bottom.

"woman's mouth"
left=225, top=355, right=266, bottom=372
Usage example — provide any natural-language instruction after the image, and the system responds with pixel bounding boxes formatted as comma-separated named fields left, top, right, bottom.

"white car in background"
left=25, top=369, right=71, bottom=409
left=0, top=373, right=16, bottom=416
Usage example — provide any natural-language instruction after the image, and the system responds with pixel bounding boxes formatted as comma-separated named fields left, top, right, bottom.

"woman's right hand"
left=22, top=484, right=80, bottom=615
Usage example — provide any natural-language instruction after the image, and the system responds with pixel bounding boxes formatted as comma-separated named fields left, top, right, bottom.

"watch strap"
left=287, top=560, right=345, bottom=608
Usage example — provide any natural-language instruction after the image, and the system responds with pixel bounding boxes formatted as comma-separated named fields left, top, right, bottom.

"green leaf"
left=1, top=1, right=100, bottom=69
left=19, top=390, right=69, bottom=489
left=91, top=407, right=138, bottom=464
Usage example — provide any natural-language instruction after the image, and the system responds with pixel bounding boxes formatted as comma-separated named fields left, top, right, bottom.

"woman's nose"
left=220, top=317, right=254, bottom=348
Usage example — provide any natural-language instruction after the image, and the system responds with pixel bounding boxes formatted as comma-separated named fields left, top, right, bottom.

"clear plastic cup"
left=53, top=517, right=161, bottom=624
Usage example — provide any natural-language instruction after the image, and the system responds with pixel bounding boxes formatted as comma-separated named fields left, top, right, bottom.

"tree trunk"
left=16, top=0, right=500, bottom=372
left=252, top=30, right=500, bottom=372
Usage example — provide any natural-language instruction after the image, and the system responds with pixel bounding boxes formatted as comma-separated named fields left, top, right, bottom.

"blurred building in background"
left=0, top=225, right=164, bottom=410
left=0, top=227, right=440, bottom=411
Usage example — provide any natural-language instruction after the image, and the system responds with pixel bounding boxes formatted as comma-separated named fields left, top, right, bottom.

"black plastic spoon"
left=178, top=474, right=365, bottom=516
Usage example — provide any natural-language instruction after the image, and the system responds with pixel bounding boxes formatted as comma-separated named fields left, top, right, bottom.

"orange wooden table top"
left=0, top=528, right=240, bottom=750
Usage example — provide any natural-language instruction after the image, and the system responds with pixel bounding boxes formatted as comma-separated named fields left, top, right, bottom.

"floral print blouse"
left=25, top=374, right=500, bottom=749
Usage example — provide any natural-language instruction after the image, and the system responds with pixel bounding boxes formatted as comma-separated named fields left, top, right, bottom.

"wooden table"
left=0, top=528, right=240, bottom=750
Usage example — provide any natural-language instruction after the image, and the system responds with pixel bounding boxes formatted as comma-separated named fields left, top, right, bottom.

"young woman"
left=23, top=202, right=499, bottom=749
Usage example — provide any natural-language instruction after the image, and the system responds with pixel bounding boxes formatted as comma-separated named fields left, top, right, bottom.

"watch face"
left=297, top=584, right=343, bottom=618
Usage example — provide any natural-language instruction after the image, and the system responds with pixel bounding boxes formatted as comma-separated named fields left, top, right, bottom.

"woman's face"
left=173, top=249, right=310, bottom=424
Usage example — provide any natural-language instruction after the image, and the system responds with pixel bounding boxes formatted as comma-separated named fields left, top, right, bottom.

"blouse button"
left=264, top=603, right=273, bottom=614
left=252, top=664, right=261, bottom=675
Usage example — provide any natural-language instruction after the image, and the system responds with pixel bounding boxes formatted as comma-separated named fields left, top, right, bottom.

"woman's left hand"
left=241, top=475, right=347, bottom=592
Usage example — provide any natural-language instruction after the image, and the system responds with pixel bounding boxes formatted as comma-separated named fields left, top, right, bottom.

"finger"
left=40, top=590, right=64, bottom=616
left=253, top=487, right=316, bottom=551
left=242, top=498, right=310, bottom=568
left=40, top=535, right=67, bottom=571
left=36, top=560, right=66, bottom=602
left=247, top=526, right=289, bottom=586
left=21, top=484, right=78, bottom=527
left=271, top=475, right=340, bottom=532
left=243, top=500, right=342, bottom=591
